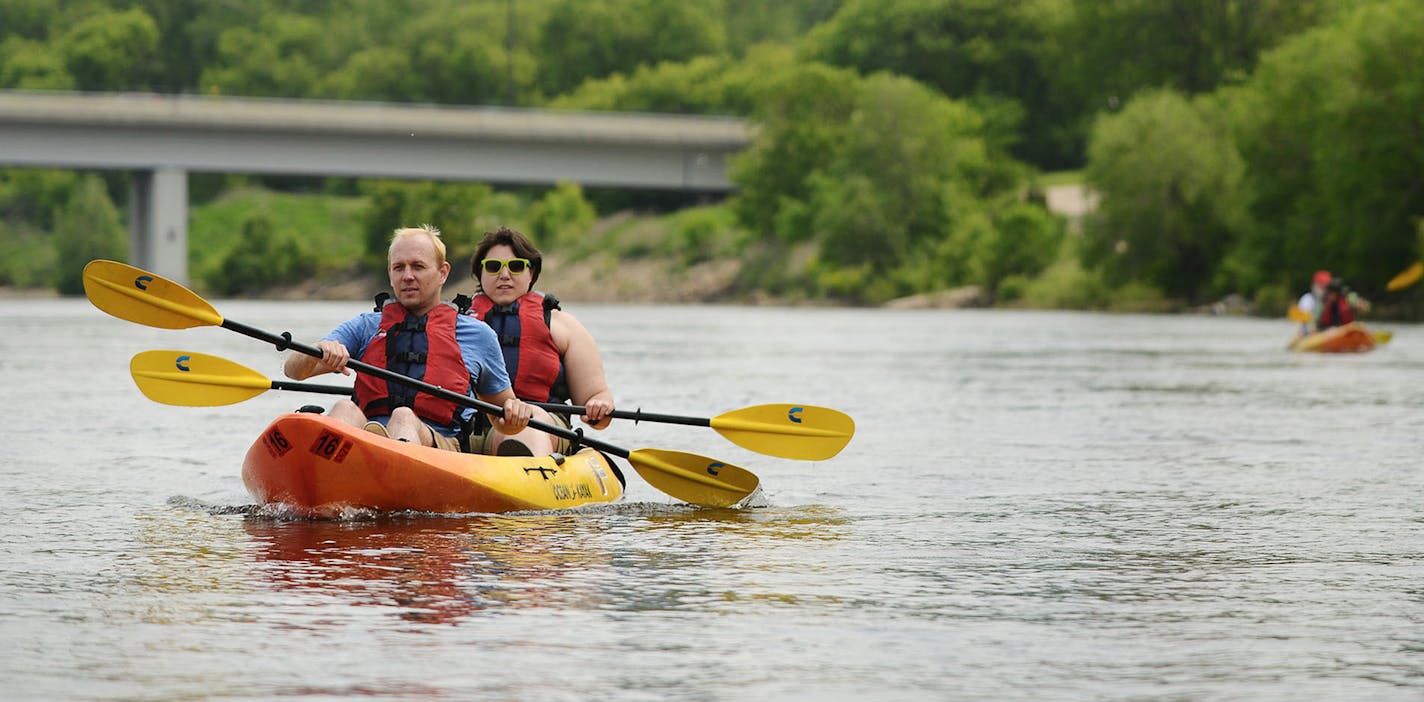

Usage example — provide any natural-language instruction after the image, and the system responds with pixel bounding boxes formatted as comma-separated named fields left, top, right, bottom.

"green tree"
left=722, top=0, right=842, bottom=55
left=59, top=7, right=161, bottom=90
left=315, top=46, right=421, bottom=101
left=1057, top=0, right=1339, bottom=96
left=1045, top=0, right=1342, bottom=168
left=527, top=182, right=596, bottom=247
left=0, top=221, right=58, bottom=288
left=552, top=55, right=738, bottom=114
left=398, top=2, right=538, bottom=106
left=0, top=0, right=59, bottom=40
left=52, top=175, right=125, bottom=295
left=359, top=180, right=496, bottom=267
left=1080, top=89, right=1246, bottom=301
left=0, top=169, right=79, bottom=230
left=551, top=44, right=804, bottom=116
left=0, top=37, right=74, bottom=89
left=1225, top=0, right=1424, bottom=297
left=537, top=0, right=725, bottom=97
left=735, top=68, right=1033, bottom=303
left=730, top=62, right=861, bottom=245
left=962, top=201, right=1063, bottom=300
left=810, top=74, right=994, bottom=270
left=208, top=213, right=317, bottom=295
left=803, top=0, right=1067, bottom=167
left=198, top=14, right=325, bottom=97
left=136, top=0, right=271, bottom=92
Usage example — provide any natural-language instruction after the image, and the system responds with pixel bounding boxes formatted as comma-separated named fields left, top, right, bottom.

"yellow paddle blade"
left=1286, top=306, right=1312, bottom=323
left=627, top=449, right=759, bottom=508
left=710, top=404, right=854, bottom=461
left=1387, top=262, right=1423, bottom=292
left=83, top=260, right=222, bottom=329
left=1373, top=330, right=1393, bottom=345
left=130, top=350, right=271, bottom=406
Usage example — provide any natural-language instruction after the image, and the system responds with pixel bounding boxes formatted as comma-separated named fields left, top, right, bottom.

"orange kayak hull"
left=242, top=413, right=624, bottom=517
left=1288, top=322, right=1381, bottom=353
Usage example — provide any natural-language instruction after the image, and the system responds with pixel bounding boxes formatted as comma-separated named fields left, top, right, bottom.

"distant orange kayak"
left=243, top=413, right=624, bottom=517
left=1288, top=322, right=1389, bottom=353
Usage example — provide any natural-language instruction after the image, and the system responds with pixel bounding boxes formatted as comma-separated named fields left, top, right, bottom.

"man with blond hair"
left=285, top=225, right=533, bottom=451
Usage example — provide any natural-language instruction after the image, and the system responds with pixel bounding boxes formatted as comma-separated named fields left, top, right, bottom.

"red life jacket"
left=355, top=300, right=471, bottom=428
left=468, top=291, right=567, bottom=402
left=1317, top=296, right=1354, bottom=329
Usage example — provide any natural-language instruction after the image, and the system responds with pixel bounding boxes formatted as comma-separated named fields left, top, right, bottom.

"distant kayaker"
left=1317, top=278, right=1370, bottom=330
left=283, top=225, right=534, bottom=451
left=1295, top=269, right=1332, bottom=336
left=464, top=226, right=615, bottom=457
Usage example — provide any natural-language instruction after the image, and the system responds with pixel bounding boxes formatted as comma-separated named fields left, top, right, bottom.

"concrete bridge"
left=0, top=91, right=751, bottom=284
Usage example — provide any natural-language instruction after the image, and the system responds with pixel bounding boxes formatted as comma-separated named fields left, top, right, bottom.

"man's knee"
left=328, top=399, right=366, bottom=424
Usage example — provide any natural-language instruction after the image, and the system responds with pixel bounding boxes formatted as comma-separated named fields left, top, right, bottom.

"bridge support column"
left=129, top=166, right=189, bottom=284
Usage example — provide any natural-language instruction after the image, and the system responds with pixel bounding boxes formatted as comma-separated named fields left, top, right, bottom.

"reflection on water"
left=255, top=503, right=852, bottom=621
left=115, top=500, right=860, bottom=632
left=241, top=514, right=616, bottom=623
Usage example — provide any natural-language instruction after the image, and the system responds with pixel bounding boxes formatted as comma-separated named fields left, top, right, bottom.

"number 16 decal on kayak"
left=262, top=428, right=292, bottom=458
left=310, top=430, right=353, bottom=463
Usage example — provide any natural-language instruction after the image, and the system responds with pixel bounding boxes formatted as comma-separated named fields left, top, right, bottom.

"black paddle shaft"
left=530, top=402, right=712, bottom=428
left=271, top=380, right=351, bottom=396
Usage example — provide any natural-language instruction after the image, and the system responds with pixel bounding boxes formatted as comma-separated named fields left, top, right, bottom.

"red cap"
left=1312, top=270, right=1331, bottom=286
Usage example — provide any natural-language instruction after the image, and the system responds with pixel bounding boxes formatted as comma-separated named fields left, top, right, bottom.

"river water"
left=1, top=298, right=1421, bottom=700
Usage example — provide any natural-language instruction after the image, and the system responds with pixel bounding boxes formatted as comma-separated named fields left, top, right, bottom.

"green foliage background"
left=1, top=0, right=1420, bottom=314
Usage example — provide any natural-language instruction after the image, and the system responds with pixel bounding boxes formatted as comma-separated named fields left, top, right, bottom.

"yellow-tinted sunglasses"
left=479, top=258, right=530, bottom=275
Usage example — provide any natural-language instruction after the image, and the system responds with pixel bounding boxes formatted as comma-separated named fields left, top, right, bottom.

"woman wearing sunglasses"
left=466, top=226, right=615, bottom=456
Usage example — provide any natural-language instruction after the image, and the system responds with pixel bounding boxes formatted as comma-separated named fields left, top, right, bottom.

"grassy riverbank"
left=10, top=179, right=1304, bottom=315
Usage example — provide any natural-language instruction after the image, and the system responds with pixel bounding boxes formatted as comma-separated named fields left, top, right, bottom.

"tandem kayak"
left=1288, top=322, right=1391, bottom=353
left=243, top=413, right=625, bottom=517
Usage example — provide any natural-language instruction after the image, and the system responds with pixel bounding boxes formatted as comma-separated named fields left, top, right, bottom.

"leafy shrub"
left=528, top=182, right=596, bottom=248
left=51, top=175, right=125, bottom=295
left=0, top=224, right=57, bottom=288
left=208, top=214, right=317, bottom=295
left=663, top=206, right=743, bottom=266
left=1017, top=257, right=1110, bottom=310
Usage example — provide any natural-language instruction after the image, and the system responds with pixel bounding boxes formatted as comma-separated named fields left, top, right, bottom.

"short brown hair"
left=471, top=226, right=543, bottom=290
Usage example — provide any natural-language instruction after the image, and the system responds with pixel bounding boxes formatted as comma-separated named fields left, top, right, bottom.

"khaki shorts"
left=364, top=420, right=463, bottom=452
left=470, top=412, right=572, bottom=455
